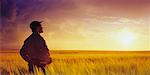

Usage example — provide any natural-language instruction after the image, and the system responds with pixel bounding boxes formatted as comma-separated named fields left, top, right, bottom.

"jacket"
left=20, top=32, right=51, bottom=64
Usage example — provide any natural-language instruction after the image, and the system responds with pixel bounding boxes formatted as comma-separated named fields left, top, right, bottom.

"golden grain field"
left=0, top=50, right=150, bottom=75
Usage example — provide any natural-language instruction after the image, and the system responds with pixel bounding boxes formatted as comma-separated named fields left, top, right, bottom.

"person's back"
left=20, top=21, right=52, bottom=75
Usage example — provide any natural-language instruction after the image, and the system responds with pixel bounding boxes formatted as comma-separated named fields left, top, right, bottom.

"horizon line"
left=0, top=49, right=150, bottom=51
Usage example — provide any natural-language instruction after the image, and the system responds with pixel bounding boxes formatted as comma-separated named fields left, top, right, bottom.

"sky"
left=0, top=0, right=150, bottom=50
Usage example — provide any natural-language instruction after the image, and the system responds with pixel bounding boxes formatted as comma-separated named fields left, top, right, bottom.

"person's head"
left=30, top=21, right=43, bottom=33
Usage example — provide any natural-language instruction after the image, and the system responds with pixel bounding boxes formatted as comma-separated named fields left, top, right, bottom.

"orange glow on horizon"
left=41, top=17, right=149, bottom=51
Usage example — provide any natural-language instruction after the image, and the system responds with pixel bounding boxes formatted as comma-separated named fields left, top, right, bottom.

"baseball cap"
left=30, top=21, right=42, bottom=29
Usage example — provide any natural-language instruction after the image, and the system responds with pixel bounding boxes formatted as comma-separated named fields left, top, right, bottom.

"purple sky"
left=1, top=0, right=150, bottom=50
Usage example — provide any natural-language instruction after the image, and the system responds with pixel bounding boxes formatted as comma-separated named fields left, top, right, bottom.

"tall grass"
left=0, top=51, right=150, bottom=75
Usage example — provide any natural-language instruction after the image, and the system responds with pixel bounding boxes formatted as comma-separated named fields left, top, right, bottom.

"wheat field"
left=0, top=50, right=150, bottom=75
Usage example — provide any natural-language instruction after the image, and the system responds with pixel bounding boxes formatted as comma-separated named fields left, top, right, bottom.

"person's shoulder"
left=24, top=34, right=34, bottom=43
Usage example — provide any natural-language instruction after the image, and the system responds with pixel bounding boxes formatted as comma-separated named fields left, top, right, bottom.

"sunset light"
left=1, top=0, right=149, bottom=51
left=117, top=29, right=136, bottom=46
left=1, top=0, right=150, bottom=75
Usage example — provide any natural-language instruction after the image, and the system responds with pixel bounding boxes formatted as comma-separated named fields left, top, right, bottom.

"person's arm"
left=44, top=40, right=50, bottom=56
left=20, top=41, right=30, bottom=62
left=44, top=41, right=52, bottom=64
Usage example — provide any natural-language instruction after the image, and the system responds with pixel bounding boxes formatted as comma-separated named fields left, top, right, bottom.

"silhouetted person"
left=20, top=21, right=52, bottom=75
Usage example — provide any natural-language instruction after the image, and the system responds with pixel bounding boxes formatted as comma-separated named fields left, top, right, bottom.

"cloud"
left=76, top=0, right=150, bottom=18
left=0, top=0, right=79, bottom=49
left=0, top=0, right=149, bottom=49
left=1, top=0, right=18, bottom=49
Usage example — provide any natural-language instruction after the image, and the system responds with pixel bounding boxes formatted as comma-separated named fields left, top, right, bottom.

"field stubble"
left=0, top=50, right=150, bottom=75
